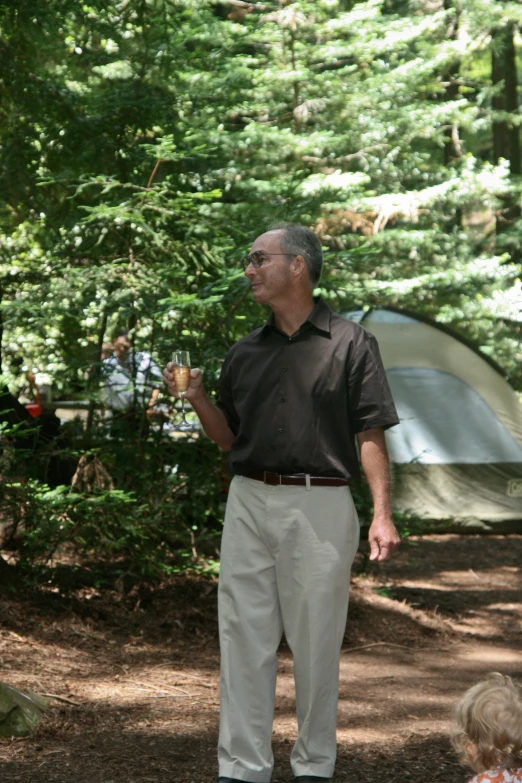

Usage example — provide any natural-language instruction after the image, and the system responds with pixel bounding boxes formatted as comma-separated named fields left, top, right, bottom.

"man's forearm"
left=357, top=427, right=400, bottom=561
left=357, top=427, right=392, bottom=517
left=148, top=388, right=160, bottom=408
left=191, top=390, right=235, bottom=451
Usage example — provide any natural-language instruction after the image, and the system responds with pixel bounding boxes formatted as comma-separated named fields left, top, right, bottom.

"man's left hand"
left=368, top=516, right=401, bottom=562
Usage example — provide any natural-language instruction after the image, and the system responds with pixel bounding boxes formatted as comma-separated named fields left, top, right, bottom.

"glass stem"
left=180, top=393, right=187, bottom=423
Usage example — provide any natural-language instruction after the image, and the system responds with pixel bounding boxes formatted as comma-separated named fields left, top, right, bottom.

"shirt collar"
left=262, top=296, right=332, bottom=336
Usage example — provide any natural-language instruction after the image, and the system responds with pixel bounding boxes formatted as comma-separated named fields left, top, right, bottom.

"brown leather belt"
left=245, top=470, right=349, bottom=487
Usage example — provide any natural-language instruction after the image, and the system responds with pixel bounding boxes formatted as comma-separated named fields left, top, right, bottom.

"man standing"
left=163, top=224, right=400, bottom=783
left=102, top=329, right=163, bottom=435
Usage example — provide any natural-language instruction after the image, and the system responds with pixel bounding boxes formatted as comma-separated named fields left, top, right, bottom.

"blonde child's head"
left=451, top=672, right=522, bottom=773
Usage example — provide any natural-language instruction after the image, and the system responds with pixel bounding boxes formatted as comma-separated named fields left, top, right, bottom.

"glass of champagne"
left=172, top=350, right=192, bottom=430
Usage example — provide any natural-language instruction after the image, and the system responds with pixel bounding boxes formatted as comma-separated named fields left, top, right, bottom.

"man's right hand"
left=163, top=362, right=235, bottom=450
left=163, top=363, right=204, bottom=403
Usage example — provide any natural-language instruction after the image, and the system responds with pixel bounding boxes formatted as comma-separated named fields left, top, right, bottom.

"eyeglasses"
left=240, top=251, right=292, bottom=270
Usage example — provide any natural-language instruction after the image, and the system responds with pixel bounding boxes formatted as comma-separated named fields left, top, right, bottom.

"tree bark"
left=443, top=0, right=463, bottom=165
left=491, top=23, right=521, bottom=261
left=492, top=24, right=521, bottom=175
left=85, top=310, right=108, bottom=442
left=0, top=552, right=18, bottom=586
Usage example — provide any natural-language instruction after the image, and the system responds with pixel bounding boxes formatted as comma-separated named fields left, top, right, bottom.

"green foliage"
left=0, top=0, right=521, bottom=580
left=0, top=422, right=226, bottom=582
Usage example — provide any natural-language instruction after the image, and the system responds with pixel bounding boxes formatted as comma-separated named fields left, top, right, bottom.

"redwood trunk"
left=491, top=23, right=521, bottom=259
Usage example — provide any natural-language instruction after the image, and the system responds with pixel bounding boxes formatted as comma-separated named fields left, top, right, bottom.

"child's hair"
left=451, top=672, right=522, bottom=773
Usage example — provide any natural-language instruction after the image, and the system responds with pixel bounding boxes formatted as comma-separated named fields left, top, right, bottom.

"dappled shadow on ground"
left=365, top=533, right=522, bottom=581
left=0, top=534, right=521, bottom=783
left=355, top=534, right=522, bottom=645
left=0, top=575, right=220, bottom=665
left=0, top=726, right=218, bottom=783
left=0, top=733, right=465, bottom=783
left=389, top=583, right=521, bottom=616
left=334, top=733, right=466, bottom=783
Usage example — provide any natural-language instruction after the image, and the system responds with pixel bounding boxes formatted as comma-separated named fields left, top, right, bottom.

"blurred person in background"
left=101, top=329, right=163, bottom=438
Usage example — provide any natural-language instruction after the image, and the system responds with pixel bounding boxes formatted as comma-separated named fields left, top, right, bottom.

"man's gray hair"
left=269, top=222, right=323, bottom=286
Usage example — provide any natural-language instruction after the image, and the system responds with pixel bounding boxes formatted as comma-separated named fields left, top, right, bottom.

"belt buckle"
left=263, top=471, right=281, bottom=486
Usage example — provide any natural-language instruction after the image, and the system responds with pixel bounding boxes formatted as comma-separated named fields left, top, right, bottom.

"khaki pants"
left=218, top=476, right=360, bottom=782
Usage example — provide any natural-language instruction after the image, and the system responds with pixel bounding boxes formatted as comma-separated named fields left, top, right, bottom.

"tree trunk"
left=85, top=310, right=108, bottom=442
left=491, top=23, right=521, bottom=261
left=443, top=0, right=462, bottom=165
left=492, top=24, right=521, bottom=175
left=0, top=553, right=17, bottom=586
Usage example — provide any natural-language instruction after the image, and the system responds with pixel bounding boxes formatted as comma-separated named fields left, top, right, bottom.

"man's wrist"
left=188, top=386, right=208, bottom=408
left=370, top=515, right=395, bottom=528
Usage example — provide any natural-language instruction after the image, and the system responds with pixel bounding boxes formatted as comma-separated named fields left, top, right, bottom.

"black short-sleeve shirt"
left=216, top=297, right=399, bottom=481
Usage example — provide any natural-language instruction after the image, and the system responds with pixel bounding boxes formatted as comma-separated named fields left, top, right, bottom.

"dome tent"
left=346, top=308, right=522, bottom=531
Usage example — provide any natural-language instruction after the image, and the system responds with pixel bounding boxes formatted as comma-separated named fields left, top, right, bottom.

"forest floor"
left=1, top=533, right=521, bottom=783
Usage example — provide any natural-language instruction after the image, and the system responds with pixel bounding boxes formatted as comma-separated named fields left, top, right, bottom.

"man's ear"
left=292, top=254, right=306, bottom=277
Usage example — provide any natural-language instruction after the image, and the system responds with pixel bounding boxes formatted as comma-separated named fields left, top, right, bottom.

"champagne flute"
left=172, top=350, right=191, bottom=430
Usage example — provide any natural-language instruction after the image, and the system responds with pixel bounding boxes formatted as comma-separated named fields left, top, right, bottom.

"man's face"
left=244, top=230, right=294, bottom=306
left=113, top=336, right=131, bottom=359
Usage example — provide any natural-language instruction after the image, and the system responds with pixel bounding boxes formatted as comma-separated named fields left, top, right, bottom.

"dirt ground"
left=1, top=533, right=521, bottom=783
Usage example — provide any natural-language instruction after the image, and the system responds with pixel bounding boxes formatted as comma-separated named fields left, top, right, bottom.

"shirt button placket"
left=278, top=356, right=289, bottom=437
